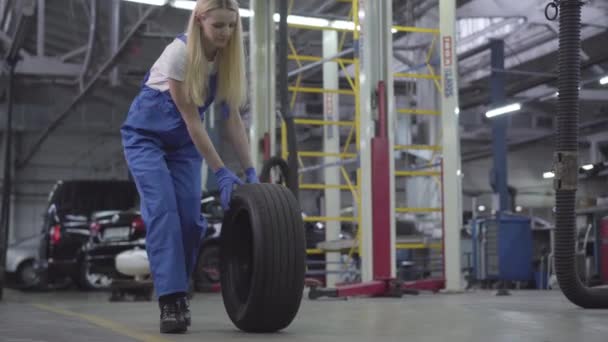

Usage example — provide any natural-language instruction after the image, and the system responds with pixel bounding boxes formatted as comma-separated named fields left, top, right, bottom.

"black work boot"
left=179, top=296, right=191, bottom=327
left=159, top=299, right=187, bottom=333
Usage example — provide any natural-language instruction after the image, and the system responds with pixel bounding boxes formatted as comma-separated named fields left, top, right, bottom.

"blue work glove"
left=215, top=167, right=244, bottom=210
left=244, top=167, right=259, bottom=184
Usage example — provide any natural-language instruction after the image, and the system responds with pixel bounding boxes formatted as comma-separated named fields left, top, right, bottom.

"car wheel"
left=194, top=244, right=220, bottom=292
left=78, top=260, right=112, bottom=290
left=17, top=260, right=41, bottom=290
left=260, top=156, right=289, bottom=185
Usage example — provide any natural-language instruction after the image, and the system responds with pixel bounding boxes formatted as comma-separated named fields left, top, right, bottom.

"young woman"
left=120, top=0, right=257, bottom=334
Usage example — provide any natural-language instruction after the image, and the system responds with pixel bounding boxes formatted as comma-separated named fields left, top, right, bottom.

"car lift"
left=309, top=81, right=445, bottom=300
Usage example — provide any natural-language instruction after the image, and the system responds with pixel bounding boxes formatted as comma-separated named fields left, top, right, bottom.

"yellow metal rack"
left=281, top=0, right=361, bottom=240
left=392, top=23, right=445, bottom=254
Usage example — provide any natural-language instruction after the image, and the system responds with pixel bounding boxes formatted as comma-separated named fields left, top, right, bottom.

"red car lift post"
left=309, top=81, right=403, bottom=299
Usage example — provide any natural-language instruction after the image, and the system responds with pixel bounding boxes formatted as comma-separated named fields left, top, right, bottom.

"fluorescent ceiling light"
left=124, top=0, right=255, bottom=18
left=273, top=14, right=330, bottom=28
left=485, top=103, right=521, bottom=118
left=124, top=0, right=167, bottom=5
left=239, top=8, right=253, bottom=17
left=582, top=164, right=594, bottom=170
left=330, top=20, right=355, bottom=30
left=172, top=0, right=194, bottom=9
left=543, top=171, right=555, bottom=179
left=600, top=76, right=608, bottom=85
left=123, top=1, right=399, bottom=33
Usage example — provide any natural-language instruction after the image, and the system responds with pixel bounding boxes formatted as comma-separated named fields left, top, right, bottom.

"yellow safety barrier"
left=288, top=23, right=353, bottom=32
left=294, top=118, right=354, bottom=126
left=306, top=248, right=324, bottom=255
left=298, top=151, right=357, bottom=158
left=287, top=24, right=439, bottom=35
left=308, top=243, right=442, bottom=255
left=392, top=25, right=440, bottom=34
left=288, top=86, right=355, bottom=95
left=288, top=54, right=355, bottom=64
left=300, top=184, right=353, bottom=190
left=395, top=144, right=442, bottom=151
left=397, top=108, right=441, bottom=115
left=279, top=0, right=364, bottom=271
left=338, top=60, right=356, bottom=92
left=396, top=243, right=442, bottom=250
left=389, top=7, right=446, bottom=282
left=395, top=170, right=441, bottom=177
left=396, top=207, right=442, bottom=213
left=394, top=72, right=441, bottom=80
left=304, top=216, right=358, bottom=223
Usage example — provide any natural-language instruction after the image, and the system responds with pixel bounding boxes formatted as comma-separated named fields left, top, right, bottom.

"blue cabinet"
left=472, top=214, right=533, bottom=282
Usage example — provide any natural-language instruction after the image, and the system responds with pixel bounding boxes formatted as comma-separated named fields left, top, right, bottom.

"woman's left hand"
left=245, top=167, right=259, bottom=184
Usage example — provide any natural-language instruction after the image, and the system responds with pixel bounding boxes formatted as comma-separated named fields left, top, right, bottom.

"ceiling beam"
left=17, top=4, right=161, bottom=169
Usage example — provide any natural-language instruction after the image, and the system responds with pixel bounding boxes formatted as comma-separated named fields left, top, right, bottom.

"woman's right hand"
left=214, top=167, right=244, bottom=210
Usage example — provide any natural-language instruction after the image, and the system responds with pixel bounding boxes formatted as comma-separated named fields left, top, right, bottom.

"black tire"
left=260, top=156, right=289, bottom=185
left=193, top=243, right=220, bottom=292
left=77, top=260, right=112, bottom=291
left=220, top=183, right=306, bottom=333
left=16, top=260, right=41, bottom=290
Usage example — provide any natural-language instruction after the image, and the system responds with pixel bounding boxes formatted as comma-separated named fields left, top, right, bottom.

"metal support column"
left=360, top=0, right=396, bottom=280
left=357, top=0, right=378, bottom=283
left=109, top=0, right=120, bottom=87
left=382, top=0, right=397, bottom=279
left=307, top=1, right=402, bottom=300
left=322, top=30, right=341, bottom=287
left=439, top=0, right=463, bottom=292
left=0, top=0, right=36, bottom=301
left=250, top=0, right=276, bottom=168
left=0, top=64, right=15, bottom=301
left=489, top=40, right=510, bottom=213
left=36, top=0, right=44, bottom=56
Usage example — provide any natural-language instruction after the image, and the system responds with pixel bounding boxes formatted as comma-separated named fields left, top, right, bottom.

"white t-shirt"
left=145, top=36, right=217, bottom=92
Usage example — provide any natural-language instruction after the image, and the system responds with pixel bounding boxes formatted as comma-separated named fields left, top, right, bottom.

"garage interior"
left=1, top=0, right=608, bottom=341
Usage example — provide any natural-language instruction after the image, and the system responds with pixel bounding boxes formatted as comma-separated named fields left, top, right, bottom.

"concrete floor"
left=1, top=288, right=608, bottom=342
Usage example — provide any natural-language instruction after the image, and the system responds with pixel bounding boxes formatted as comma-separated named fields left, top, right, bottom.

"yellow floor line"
left=31, top=303, right=170, bottom=342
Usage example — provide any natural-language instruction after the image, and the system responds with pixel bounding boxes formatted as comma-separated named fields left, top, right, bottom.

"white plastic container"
left=115, top=248, right=150, bottom=277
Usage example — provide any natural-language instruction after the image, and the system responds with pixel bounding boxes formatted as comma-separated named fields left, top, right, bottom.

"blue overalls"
left=120, top=34, right=214, bottom=297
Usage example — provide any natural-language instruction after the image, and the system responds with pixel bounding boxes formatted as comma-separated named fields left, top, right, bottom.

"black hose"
left=553, top=0, right=608, bottom=308
left=277, top=0, right=299, bottom=201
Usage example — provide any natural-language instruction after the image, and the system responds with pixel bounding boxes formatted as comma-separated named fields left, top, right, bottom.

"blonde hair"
left=184, top=0, right=246, bottom=112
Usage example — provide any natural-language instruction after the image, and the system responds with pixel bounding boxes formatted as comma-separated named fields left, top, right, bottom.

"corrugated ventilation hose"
left=551, top=0, right=608, bottom=308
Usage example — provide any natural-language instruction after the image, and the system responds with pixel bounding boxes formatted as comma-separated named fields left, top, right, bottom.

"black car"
left=80, top=209, right=146, bottom=289
left=35, top=180, right=138, bottom=289
left=77, top=190, right=225, bottom=292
